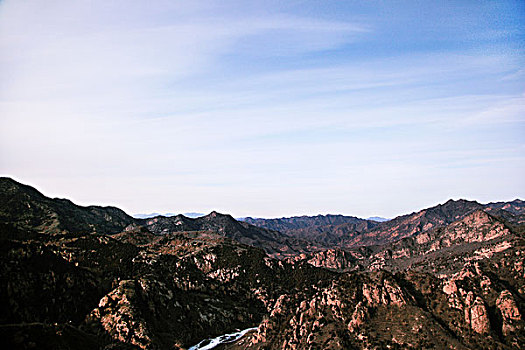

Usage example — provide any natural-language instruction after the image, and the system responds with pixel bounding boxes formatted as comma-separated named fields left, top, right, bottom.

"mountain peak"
left=203, top=211, right=235, bottom=220
left=442, top=198, right=480, bottom=206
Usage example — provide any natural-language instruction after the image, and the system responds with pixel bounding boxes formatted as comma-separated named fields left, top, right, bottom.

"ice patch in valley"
left=188, top=327, right=257, bottom=350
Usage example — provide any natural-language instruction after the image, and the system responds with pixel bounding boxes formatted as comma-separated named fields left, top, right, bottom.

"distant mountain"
left=241, top=200, right=523, bottom=249
left=367, top=216, right=389, bottom=222
left=243, top=214, right=378, bottom=246
left=138, top=211, right=320, bottom=258
left=133, top=212, right=204, bottom=219
left=133, top=212, right=164, bottom=219
left=243, top=214, right=372, bottom=230
left=183, top=212, right=205, bottom=218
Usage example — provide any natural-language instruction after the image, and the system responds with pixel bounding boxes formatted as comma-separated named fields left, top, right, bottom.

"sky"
left=1, top=0, right=524, bottom=219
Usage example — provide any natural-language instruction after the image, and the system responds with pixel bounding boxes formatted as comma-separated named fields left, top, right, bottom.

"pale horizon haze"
left=1, top=1, right=524, bottom=219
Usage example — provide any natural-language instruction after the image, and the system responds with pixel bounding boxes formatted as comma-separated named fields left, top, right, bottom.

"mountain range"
left=0, top=177, right=523, bottom=349
left=133, top=213, right=205, bottom=219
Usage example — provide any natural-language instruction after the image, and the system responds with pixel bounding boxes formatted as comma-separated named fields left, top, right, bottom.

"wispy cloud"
left=0, top=0, right=523, bottom=218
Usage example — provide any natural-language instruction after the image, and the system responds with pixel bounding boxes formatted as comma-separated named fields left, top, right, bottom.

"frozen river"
left=188, top=326, right=258, bottom=350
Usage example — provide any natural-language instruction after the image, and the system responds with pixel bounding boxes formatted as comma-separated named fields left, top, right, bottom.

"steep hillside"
left=302, top=209, right=522, bottom=271
left=0, top=177, right=135, bottom=238
left=342, top=199, right=485, bottom=247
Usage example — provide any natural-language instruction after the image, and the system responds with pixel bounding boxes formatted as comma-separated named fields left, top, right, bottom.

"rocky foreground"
left=0, top=177, right=523, bottom=349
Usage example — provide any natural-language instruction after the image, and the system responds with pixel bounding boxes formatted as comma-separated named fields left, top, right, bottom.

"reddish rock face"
left=362, top=278, right=408, bottom=307
left=88, top=280, right=153, bottom=349
left=497, top=290, right=523, bottom=336
left=347, top=301, right=368, bottom=333
left=443, top=210, right=510, bottom=244
left=307, top=249, right=355, bottom=270
left=468, top=297, right=491, bottom=334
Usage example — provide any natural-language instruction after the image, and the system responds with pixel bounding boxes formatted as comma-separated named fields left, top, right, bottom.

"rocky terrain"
left=242, top=215, right=378, bottom=246
left=139, top=212, right=321, bottom=258
left=0, top=177, right=523, bottom=349
left=246, top=199, right=524, bottom=250
left=0, top=177, right=318, bottom=258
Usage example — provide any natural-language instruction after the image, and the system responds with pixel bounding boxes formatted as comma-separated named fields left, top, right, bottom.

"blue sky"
left=1, top=0, right=524, bottom=218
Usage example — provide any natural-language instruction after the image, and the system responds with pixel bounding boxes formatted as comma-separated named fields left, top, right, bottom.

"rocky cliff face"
left=304, top=248, right=359, bottom=271
left=0, top=178, right=523, bottom=349
left=497, top=290, right=523, bottom=337
left=300, top=209, right=519, bottom=274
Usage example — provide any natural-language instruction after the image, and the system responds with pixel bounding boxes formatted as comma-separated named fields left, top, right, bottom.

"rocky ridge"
left=242, top=215, right=378, bottom=246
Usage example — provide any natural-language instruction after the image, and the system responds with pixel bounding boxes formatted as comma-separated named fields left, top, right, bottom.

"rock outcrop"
left=497, top=290, right=523, bottom=336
